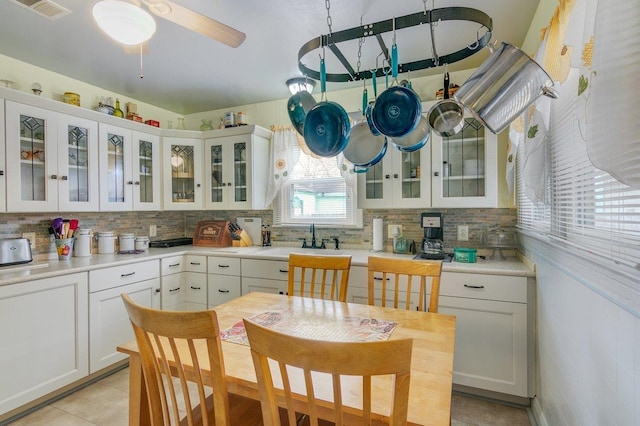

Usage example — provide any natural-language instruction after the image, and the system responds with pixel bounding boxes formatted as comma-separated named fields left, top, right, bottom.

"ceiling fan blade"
left=145, top=0, right=246, bottom=48
left=123, top=42, right=150, bottom=55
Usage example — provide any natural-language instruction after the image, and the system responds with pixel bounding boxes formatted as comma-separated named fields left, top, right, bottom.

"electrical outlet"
left=387, top=224, right=402, bottom=238
left=149, top=225, right=157, bottom=237
left=22, top=232, right=36, bottom=248
left=457, top=225, right=469, bottom=241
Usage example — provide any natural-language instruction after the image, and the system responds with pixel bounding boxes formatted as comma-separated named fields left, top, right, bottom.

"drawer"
left=241, top=277, right=288, bottom=296
left=89, top=260, right=159, bottom=293
left=208, top=275, right=241, bottom=307
left=161, top=256, right=184, bottom=275
left=208, top=256, right=241, bottom=276
left=440, top=272, right=527, bottom=303
left=241, top=259, right=289, bottom=280
left=162, top=273, right=185, bottom=309
left=185, top=272, right=207, bottom=304
left=185, top=255, right=207, bottom=273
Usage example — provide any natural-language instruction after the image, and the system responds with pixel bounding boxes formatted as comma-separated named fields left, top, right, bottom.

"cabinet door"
left=185, top=271, right=207, bottom=307
left=204, top=137, right=229, bottom=209
left=89, top=278, right=160, bottom=373
left=163, top=137, right=203, bottom=210
left=57, top=114, right=99, bottom=211
left=356, top=154, right=393, bottom=209
left=431, top=117, right=498, bottom=207
left=439, top=295, right=528, bottom=397
left=162, top=272, right=186, bottom=310
left=241, top=277, right=288, bottom=295
left=98, top=123, right=132, bottom=211
left=391, top=146, right=432, bottom=208
left=0, top=273, right=88, bottom=414
left=5, top=101, right=58, bottom=211
left=0, top=100, right=5, bottom=212
left=208, top=274, right=241, bottom=307
left=132, top=131, right=161, bottom=211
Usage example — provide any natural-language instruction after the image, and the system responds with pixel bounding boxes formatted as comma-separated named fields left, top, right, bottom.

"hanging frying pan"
left=390, top=115, right=430, bottom=152
left=287, top=90, right=317, bottom=136
left=343, top=120, right=388, bottom=169
left=303, top=57, right=350, bottom=157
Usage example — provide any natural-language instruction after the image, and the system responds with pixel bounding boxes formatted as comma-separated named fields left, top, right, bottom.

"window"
left=274, top=150, right=362, bottom=227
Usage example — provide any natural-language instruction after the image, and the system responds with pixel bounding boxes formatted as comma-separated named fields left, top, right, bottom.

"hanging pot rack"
left=297, top=7, right=493, bottom=83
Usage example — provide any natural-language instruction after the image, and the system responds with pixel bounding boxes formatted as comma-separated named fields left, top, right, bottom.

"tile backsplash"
left=1, top=208, right=516, bottom=256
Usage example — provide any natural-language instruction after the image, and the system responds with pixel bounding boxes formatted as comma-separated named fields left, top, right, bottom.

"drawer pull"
left=190, top=262, right=201, bottom=265
left=169, top=263, right=181, bottom=267
left=121, top=272, right=136, bottom=277
left=190, top=286, right=202, bottom=290
left=463, top=284, right=485, bottom=289
left=279, top=269, right=289, bottom=273
left=218, top=264, right=230, bottom=268
left=155, top=288, right=161, bottom=293
left=169, top=287, right=181, bottom=293
left=218, top=289, right=230, bottom=293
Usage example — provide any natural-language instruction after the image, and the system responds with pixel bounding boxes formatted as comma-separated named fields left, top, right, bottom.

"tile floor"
left=7, top=367, right=533, bottom=425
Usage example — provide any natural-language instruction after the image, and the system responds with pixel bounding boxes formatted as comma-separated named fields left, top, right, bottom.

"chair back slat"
left=288, top=253, right=352, bottom=302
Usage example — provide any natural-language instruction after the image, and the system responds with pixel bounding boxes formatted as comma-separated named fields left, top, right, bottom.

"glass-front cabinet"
left=203, top=128, right=270, bottom=210
left=357, top=142, right=431, bottom=209
left=98, top=123, right=132, bottom=211
left=162, top=137, right=203, bottom=210
left=431, top=116, right=498, bottom=207
left=132, top=131, right=161, bottom=211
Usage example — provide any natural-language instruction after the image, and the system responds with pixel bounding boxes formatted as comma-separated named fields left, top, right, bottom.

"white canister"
left=119, top=233, right=135, bottom=252
left=74, top=228, right=93, bottom=257
left=135, top=236, right=149, bottom=251
left=96, top=231, right=115, bottom=254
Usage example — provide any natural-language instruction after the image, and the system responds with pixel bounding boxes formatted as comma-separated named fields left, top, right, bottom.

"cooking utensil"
left=371, top=43, right=422, bottom=138
left=343, top=120, right=388, bottom=169
left=303, top=57, right=350, bottom=157
left=287, top=90, right=317, bottom=135
left=390, top=115, right=430, bottom=152
left=428, top=70, right=465, bottom=137
left=68, top=219, right=79, bottom=238
left=454, top=41, right=558, bottom=134
left=51, top=217, right=63, bottom=239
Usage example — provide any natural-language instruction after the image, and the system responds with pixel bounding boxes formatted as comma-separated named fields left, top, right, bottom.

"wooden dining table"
left=117, top=292, right=456, bottom=425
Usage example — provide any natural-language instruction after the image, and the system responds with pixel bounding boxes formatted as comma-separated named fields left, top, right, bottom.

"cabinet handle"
left=60, top=175, right=68, bottom=180
left=197, top=183, right=201, bottom=188
left=279, top=269, right=289, bottom=273
left=384, top=174, right=390, bottom=179
left=227, top=182, right=232, bottom=186
left=393, top=173, right=399, bottom=178
left=221, top=182, right=226, bottom=186
left=218, top=264, right=230, bottom=268
left=0, top=170, right=4, bottom=176
left=169, top=263, right=181, bottom=267
left=155, top=288, right=161, bottom=293
left=218, top=289, right=230, bottom=293
left=134, top=181, right=140, bottom=185
left=169, top=287, right=181, bottom=293
left=434, top=171, right=440, bottom=177
left=127, top=181, right=134, bottom=185
left=190, top=262, right=201, bottom=265
left=51, top=174, right=58, bottom=179
left=190, top=286, right=201, bottom=290
left=121, top=272, right=136, bottom=277
left=463, top=284, right=485, bottom=289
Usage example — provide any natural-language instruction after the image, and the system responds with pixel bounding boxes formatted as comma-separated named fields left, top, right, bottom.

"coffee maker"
left=420, top=212, right=445, bottom=260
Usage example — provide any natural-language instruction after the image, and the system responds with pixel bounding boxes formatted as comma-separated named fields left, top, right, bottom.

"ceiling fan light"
left=92, top=0, right=157, bottom=46
left=286, top=77, right=315, bottom=95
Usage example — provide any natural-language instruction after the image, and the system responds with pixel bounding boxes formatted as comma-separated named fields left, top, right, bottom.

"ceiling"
left=0, top=0, right=540, bottom=115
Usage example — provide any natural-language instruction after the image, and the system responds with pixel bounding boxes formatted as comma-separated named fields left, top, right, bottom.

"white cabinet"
left=430, top=108, right=499, bottom=207
left=0, top=273, right=88, bottom=415
left=98, top=123, right=161, bottom=211
left=0, top=99, right=5, bottom=212
left=89, top=260, right=160, bottom=372
left=203, top=125, right=270, bottom=210
left=185, top=255, right=207, bottom=310
left=208, top=256, right=241, bottom=307
left=241, top=258, right=289, bottom=295
left=346, top=265, right=427, bottom=310
left=357, top=137, right=431, bottom=209
left=161, top=255, right=186, bottom=310
left=5, top=101, right=100, bottom=212
left=438, top=272, right=531, bottom=398
left=162, top=136, right=203, bottom=210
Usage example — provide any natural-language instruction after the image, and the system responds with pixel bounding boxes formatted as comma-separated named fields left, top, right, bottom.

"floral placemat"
left=220, top=310, right=397, bottom=346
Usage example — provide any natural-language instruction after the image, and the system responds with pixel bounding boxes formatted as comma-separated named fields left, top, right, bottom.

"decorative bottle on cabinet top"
left=113, top=99, right=124, bottom=118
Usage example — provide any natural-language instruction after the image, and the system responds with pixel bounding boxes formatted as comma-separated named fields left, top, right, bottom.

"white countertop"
left=0, top=245, right=535, bottom=287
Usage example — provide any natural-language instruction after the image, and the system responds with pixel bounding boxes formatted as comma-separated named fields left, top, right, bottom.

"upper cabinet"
left=5, top=101, right=100, bottom=212
left=162, top=136, right=203, bottom=210
left=203, top=125, right=270, bottom=210
left=132, top=131, right=161, bottom=211
left=431, top=113, right=498, bottom=208
left=357, top=143, right=431, bottom=209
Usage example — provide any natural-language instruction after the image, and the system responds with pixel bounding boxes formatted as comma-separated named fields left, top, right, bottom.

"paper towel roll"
left=373, top=218, right=384, bottom=251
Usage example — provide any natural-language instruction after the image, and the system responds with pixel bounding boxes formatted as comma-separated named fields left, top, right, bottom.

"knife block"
left=193, top=221, right=232, bottom=247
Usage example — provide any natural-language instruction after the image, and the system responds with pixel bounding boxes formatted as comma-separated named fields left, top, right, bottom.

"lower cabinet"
left=346, top=265, right=429, bottom=310
left=241, top=258, right=289, bottom=295
left=89, top=260, right=160, bottom=373
left=208, top=256, right=241, bottom=307
left=0, top=273, right=88, bottom=416
left=185, top=255, right=207, bottom=310
left=438, top=272, right=532, bottom=399
left=161, top=255, right=185, bottom=310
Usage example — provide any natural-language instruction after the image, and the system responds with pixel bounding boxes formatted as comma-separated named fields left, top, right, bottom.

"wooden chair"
left=244, top=319, right=413, bottom=426
left=287, top=253, right=352, bottom=302
left=367, top=256, right=443, bottom=313
left=121, top=294, right=263, bottom=426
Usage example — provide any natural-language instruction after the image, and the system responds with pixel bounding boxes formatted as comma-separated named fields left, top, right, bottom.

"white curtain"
left=265, top=127, right=300, bottom=206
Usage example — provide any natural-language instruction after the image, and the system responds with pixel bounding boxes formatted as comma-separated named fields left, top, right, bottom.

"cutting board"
left=236, top=217, right=262, bottom=246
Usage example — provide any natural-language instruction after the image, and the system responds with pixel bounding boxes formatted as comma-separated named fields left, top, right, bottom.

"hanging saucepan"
left=390, top=115, right=430, bottom=152
left=427, top=70, right=465, bottom=137
left=343, top=120, right=388, bottom=170
left=371, top=42, right=422, bottom=138
left=303, top=57, right=350, bottom=157
left=287, top=90, right=317, bottom=136
left=453, top=41, right=558, bottom=134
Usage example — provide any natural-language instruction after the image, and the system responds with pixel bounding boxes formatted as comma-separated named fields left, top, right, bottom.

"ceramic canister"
left=96, top=231, right=115, bottom=254
left=135, top=236, right=149, bottom=251
left=74, top=228, right=93, bottom=257
left=119, top=233, right=135, bottom=252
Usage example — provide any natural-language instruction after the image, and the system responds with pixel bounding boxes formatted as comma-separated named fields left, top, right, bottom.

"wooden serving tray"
left=193, top=221, right=232, bottom=247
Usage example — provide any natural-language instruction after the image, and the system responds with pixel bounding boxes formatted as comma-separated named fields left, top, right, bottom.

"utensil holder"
left=55, top=238, right=75, bottom=260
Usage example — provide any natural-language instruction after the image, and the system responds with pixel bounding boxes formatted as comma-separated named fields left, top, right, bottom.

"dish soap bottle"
left=393, top=228, right=408, bottom=254
left=113, top=98, right=124, bottom=117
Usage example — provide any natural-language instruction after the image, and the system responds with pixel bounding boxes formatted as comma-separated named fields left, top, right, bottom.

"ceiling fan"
left=93, top=0, right=246, bottom=49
